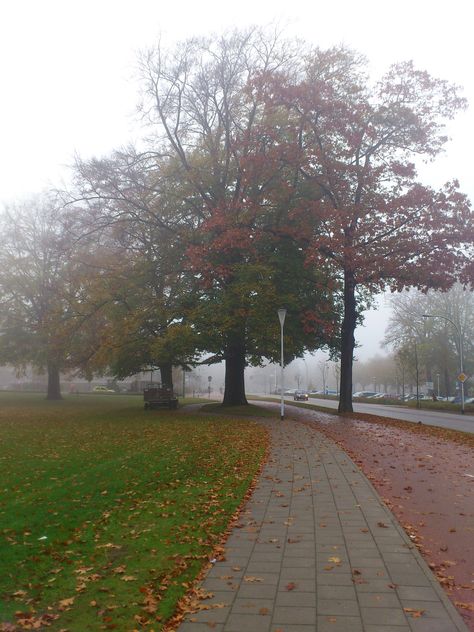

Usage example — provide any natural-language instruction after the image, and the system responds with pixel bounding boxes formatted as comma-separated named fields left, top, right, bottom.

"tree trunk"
left=223, top=339, right=248, bottom=406
left=159, top=363, right=173, bottom=390
left=338, top=269, right=357, bottom=413
left=46, top=362, right=62, bottom=400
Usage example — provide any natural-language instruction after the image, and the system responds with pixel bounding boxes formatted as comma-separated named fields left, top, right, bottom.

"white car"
left=353, top=391, right=377, bottom=398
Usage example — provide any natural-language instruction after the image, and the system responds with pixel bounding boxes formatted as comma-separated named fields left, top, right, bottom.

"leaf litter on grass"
left=0, top=395, right=268, bottom=630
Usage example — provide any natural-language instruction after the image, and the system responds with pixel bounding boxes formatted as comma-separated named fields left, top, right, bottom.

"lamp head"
left=278, top=308, right=287, bottom=326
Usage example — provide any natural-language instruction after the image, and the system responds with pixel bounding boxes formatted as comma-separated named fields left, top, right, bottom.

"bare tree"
left=384, top=286, right=473, bottom=396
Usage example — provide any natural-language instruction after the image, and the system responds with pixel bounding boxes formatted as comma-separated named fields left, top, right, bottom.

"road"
left=262, top=395, right=474, bottom=434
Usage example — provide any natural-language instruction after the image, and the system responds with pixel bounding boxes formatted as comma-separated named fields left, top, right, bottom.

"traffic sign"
left=457, top=373, right=468, bottom=383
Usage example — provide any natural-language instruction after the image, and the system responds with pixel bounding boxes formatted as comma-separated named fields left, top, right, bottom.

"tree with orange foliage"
left=261, top=47, right=472, bottom=411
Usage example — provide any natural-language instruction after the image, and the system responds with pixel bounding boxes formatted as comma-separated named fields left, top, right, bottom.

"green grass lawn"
left=0, top=393, right=268, bottom=631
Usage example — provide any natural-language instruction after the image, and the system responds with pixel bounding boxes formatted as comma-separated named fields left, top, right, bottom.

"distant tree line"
left=0, top=28, right=472, bottom=410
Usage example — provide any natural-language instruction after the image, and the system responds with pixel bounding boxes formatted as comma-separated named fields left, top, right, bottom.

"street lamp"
left=423, top=314, right=465, bottom=414
left=278, top=308, right=287, bottom=421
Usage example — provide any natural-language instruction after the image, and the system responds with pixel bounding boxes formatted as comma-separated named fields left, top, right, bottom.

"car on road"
left=294, top=390, right=309, bottom=401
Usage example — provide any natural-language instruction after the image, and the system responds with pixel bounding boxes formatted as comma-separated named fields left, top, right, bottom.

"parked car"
left=353, top=391, right=377, bottom=398
left=452, top=395, right=474, bottom=404
left=93, top=385, right=115, bottom=393
left=294, top=390, right=309, bottom=401
left=368, top=393, right=387, bottom=399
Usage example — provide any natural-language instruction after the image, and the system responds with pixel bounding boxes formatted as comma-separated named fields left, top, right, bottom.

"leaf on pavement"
left=404, top=607, right=425, bottom=618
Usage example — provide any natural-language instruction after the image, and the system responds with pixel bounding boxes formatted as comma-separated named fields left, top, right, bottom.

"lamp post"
left=278, top=308, right=287, bottom=421
left=423, top=314, right=465, bottom=414
left=436, top=372, right=440, bottom=399
left=301, top=358, right=309, bottom=392
left=414, top=339, right=420, bottom=408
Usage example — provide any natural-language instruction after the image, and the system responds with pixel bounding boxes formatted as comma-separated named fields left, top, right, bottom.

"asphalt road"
left=274, top=396, right=474, bottom=434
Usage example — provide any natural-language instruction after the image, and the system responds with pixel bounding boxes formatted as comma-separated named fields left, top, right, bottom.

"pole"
left=278, top=309, right=287, bottom=421
left=423, top=314, right=464, bottom=414
left=415, top=341, right=420, bottom=409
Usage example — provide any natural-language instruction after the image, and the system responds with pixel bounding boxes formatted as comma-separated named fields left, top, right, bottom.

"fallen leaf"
left=243, top=576, right=263, bottom=583
left=285, top=582, right=297, bottom=591
left=404, top=607, right=425, bottom=618
left=259, top=607, right=269, bottom=615
left=455, top=602, right=474, bottom=611
left=112, top=565, right=126, bottom=574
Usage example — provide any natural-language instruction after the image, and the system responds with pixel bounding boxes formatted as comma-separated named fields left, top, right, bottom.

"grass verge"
left=0, top=394, right=268, bottom=631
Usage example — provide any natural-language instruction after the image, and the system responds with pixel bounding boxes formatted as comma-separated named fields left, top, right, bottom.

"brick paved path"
left=178, top=418, right=468, bottom=632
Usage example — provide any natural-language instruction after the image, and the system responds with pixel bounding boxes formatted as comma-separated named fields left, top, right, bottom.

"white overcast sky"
left=0, top=0, right=472, bottom=358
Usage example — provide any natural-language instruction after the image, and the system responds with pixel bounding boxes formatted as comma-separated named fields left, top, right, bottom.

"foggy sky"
left=1, top=0, right=471, bottom=357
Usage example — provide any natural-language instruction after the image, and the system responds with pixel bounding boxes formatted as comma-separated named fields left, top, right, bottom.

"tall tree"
left=68, top=153, right=198, bottom=389
left=0, top=196, right=75, bottom=399
left=263, top=47, right=473, bottom=411
left=76, top=29, right=339, bottom=405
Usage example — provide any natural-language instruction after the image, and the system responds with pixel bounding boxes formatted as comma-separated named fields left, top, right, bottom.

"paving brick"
left=318, top=585, right=357, bottom=600
left=179, top=624, right=224, bottom=632
left=273, top=605, right=317, bottom=625
left=237, top=583, right=278, bottom=599
left=317, top=615, right=364, bottom=632
left=270, top=626, right=315, bottom=632
left=396, top=586, right=441, bottom=601
left=365, top=626, right=410, bottom=632
left=358, top=591, right=401, bottom=608
left=317, top=598, right=360, bottom=616
left=278, top=577, right=316, bottom=592
left=225, top=613, right=271, bottom=631
left=231, top=597, right=274, bottom=614
left=360, top=606, right=409, bottom=626
left=280, top=566, right=316, bottom=580
left=275, top=590, right=316, bottom=607
left=407, top=619, right=461, bottom=632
